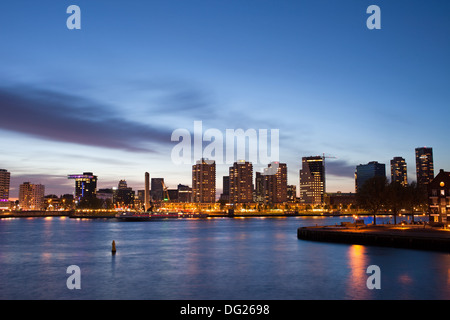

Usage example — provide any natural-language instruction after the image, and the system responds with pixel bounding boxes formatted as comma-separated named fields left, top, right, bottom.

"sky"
left=0, top=0, right=449, bottom=198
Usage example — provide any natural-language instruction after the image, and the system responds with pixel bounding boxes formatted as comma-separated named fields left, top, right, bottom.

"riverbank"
left=297, top=223, right=450, bottom=252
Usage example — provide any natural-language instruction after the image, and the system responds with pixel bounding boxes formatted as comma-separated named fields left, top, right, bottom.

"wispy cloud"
left=325, top=159, right=356, bottom=179
left=0, top=85, right=173, bottom=153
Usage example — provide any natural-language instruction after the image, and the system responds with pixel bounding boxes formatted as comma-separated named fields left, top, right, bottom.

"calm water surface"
left=0, top=216, right=449, bottom=300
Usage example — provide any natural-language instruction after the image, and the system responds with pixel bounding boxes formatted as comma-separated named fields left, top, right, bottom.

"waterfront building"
left=19, top=182, right=45, bottom=210
left=262, top=162, right=287, bottom=204
left=0, top=169, right=10, bottom=201
left=287, top=185, right=297, bottom=203
left=324, top=192, right=356, bottom=209
left=192, top=159, right=216, bottom=203
left=300, top=156, right=325, bottom=205
left=68, top=172, right=98, bottom=201
left=229, top=160, right=253, bottom=204
left=416, top=147, right=434, bottom=187
left=219, top=176, right=230, bottom=203
left=355, top=161, right=386, bottom=193
left=390, top=157, right=408, bottom=187
left=177, top=184, right=192, bottom=203
left=97, top=188, right=114, bottom=202
left=115, top=180, right=135, bottom=206
left=151, top=178, right=165, bottom=201
left=428, top=169, right=450, bottom=223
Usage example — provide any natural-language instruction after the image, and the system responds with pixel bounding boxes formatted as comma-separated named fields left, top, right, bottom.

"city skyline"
left=1, top=1, right=449, bottom=198
left=0, top=145, right=441, bottom=203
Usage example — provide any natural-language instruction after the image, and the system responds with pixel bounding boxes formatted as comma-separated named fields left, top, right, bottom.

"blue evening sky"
left=0, top=0, right=449, bottom=197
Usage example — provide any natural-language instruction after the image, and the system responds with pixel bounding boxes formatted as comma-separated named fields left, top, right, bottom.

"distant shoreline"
left=0, top=210, right=427, bottom=220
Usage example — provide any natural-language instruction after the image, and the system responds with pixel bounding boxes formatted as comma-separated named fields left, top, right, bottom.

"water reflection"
left=346, top=245, right=372, bottom=299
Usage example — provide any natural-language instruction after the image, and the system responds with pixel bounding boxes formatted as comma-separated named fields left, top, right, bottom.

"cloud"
left=0, top=85, right=174, bottom=153
left=325, top=159, right=356, bottom=178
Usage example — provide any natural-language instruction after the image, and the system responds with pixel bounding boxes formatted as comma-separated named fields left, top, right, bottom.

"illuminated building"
left=287, top=185, right=297, bottom=203
left=355, top=161, right=386, bottom=193
left=192, top=158, right=216, bottom=203
left=115, top=180, right=135, bottom=206
left=177, top=184, right=192, bottom=203
left=416, top=147, right=434, bottom=186
left=262, top=162, right=287, bottom=204
left=229, top=160, right=253, bottom=204
left=68, top=172, right=98, bottom=201
left=390, top=156, right=408, bottom=187
left=19, top=182, right=45, bottom=210
left=428, top=169, right=450, bottom=223
left=300, top=156, right=324, bottom=204
left=0, top=169, right=10, bottom=201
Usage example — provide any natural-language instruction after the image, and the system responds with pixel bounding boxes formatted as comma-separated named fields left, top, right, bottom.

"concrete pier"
left=297, top=224, right=450, bottom=252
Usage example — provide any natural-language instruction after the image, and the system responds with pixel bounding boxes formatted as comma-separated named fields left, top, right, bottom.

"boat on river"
left=115, top=211, right=180, bottom=221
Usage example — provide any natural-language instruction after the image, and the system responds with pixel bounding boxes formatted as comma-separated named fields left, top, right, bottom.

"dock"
left=297, top=223, right=450, bottom=252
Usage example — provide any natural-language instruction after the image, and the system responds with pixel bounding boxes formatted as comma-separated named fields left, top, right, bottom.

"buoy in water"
left=112, top=240, right=116, bottom=254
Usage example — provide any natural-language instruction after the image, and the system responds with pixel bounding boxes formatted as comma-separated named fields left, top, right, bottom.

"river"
left=0, top=215, right=448, bottom=300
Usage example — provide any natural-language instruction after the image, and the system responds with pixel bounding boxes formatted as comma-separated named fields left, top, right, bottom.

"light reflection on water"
left=0, top=215, right=448, bottom=300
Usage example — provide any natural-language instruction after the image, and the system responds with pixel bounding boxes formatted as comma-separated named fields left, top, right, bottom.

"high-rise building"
left=254, top=172, right=264, bottom=204
left=115, top=180, right=135, bottom=206
left=19, top=182, right=45, bottom=210
left=416, top=147, right=434, bottom=186
left=355, top=161, right=386, bottom=192
left=0, top=169, right=10, bottom=201
left=68, top=172, right=98, bottom=201
left=192, top=159, right=216, bottom=203
left=229, top=160, right=253, bottom=203
left=287, top=185, right=297, bottom=203
left=390, top=157, right=408, bottom=187
left=300, top=156, right=325, bottom=205
left=219, top=176, right=230, bottom=202
left=262, top=162, right=287, bottom=204
left=151, top=178, right=165, bottom=201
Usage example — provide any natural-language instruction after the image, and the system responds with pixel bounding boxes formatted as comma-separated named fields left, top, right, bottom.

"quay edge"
left=297, top=225, right=450, bottom=252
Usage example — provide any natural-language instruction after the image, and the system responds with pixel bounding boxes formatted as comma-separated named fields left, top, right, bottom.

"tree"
left=404, top=182, right=428, bottom=222
left=385, top=181, right=407, bottom=225
left=356, top=176, right=388, bottom=225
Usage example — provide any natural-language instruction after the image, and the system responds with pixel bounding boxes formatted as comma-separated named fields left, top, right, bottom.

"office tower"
left=254, top=172, right=264, bottom=203
left=115, top=180, right=135, bottom=206
left=19, top=182, right=45, bottom=210
left=355, top=161, right=386, bottom=192
left=118, top=180, right=128, bottom=190
left=220, top=176, right=230, bottom=202
left=416, top=147, right=434, bottom=186
left=229, top=160, right=253, bottom=203
left=151, top=178, right=165, bottom=201
left=192, top=158, right=216, bottom=203
left=0, top=169, right=10, bottom=201
left=177, top=184, right=192, bottom=203
left=287, top=185, right=297, bottom=202
left=68, top=172, right=98, bottom=201
left=262, top=162, right=287, bottom=204
left=97, top=188, right=114, bottom=202
left=300, top=156, right=325, bottom=205
left=390, top=157, right=408, bottom=187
